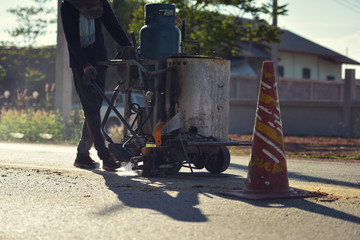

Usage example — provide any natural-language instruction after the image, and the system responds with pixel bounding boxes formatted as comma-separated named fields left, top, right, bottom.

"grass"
left=0, top=107, right=83, bottom=144
left=287, top=151, right=360, bottom=160
left=229, top=146, right=360, bottom=160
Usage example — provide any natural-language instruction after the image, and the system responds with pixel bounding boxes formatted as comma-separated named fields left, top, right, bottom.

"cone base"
left=220, top=187, right=315, bottom=200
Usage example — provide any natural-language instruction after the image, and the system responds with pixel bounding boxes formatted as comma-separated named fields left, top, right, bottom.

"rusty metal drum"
left=167, top=56, right=231, bottom=140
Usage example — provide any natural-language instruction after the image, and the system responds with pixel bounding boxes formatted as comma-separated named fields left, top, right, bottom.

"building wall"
left=229, top=101, right=347, bottom=136
left=278, top=52, right=294, bottom=78
left=318, top=58, right=341, bottom=80
left=229, top=73, right=360, bottom=137
left=278, top=52, right=342, bottom=80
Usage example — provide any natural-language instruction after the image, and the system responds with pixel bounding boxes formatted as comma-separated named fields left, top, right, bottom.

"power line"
left=333, top=0, right=360, bottom=14
left=344, top=0, right=360, bottom=10
left=342, top=0, right=360, bottom=13
left=346, top=0, right=360, bottom=8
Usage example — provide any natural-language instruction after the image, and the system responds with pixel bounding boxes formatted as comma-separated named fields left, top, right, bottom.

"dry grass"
left=229, top=134, right=360, bottom=160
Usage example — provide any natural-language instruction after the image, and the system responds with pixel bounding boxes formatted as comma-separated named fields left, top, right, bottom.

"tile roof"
left=278, top=30, right=359, bottom=65
left=238, top=29, right=359, bottom=65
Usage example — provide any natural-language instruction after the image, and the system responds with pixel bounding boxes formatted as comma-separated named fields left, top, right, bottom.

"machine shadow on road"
left=90, top=170, right=243, bottom=222
left=87, top=161, right=360, bottom=224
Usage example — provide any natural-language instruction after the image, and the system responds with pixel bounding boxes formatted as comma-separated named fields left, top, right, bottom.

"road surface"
left=0, top=142, right=359, bottom=239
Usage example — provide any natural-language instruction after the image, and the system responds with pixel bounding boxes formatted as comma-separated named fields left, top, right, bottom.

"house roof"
left=277, top=30, right=359, bottom=65
left=238, top=42, right=271, bottom=59
left=238, top=29, right=359, bottom=65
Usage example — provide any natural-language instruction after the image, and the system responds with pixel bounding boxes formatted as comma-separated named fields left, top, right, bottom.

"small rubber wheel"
left=165, top=162, right=182, bottom=175
left=142, top=155, right=156, bottom=177
left=164, top=148, right=183, bottom=175
left=205, top=146, right=230, bottom=174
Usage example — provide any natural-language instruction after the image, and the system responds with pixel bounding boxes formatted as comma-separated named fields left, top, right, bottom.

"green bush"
left=63, top=108, right=84, bottom=144
left=0, top=108, right=83, bottom=144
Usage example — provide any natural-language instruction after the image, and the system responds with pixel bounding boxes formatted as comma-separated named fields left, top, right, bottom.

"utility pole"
left=55, top=0, right=72, bottom=122
left=271, top=0, right=278, bottom=76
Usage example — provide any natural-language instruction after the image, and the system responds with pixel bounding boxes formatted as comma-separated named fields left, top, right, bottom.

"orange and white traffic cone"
left=222, top=61, right=313, bottom=200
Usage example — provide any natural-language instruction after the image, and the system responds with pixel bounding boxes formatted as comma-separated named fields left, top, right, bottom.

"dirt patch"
left=311, top=190, right=340, bottom=202
left=229, top=134, right=360, bottom=160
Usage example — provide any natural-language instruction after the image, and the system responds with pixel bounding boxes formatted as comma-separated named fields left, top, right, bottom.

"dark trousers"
left=71, top=67, right=109, bottom=160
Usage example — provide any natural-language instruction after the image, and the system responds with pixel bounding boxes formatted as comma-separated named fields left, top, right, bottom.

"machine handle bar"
left=97, top=59, right=176, bottom=77
left=90, top=79, right=143, bottom=147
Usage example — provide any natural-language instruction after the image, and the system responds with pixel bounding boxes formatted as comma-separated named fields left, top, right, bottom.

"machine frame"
left=95, top=57, right=242, bottom=177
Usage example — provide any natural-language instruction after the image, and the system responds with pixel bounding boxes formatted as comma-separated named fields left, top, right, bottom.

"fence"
left=229, top=69, right=360, bottom=137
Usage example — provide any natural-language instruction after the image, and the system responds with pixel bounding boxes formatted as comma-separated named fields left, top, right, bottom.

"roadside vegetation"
left=0, top=87, right=124, bottom=145
left=0, top=106, right=83, bottom=144
left=229, top=146, right=360, bottom=160
left=229, top=134, right=360, bottom=160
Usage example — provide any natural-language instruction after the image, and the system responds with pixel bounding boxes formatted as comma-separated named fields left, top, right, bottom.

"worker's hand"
left=83, top=64, right=97, bottom=86
left=115, top=45, right=136, bottom=59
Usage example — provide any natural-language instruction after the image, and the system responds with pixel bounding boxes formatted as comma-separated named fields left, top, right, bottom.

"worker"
left=61, top=0, right=134, bottom=170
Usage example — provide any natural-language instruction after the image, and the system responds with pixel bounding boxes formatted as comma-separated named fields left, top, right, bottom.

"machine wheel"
left=165, top=164, right=182, bottom=175
left=192, top=154, right=206, bottom=169
left=164, top=148, right=183, bottom=175
left=205, top=146, right=230, bottom=174
left=142, top=155, right=156, bottom=177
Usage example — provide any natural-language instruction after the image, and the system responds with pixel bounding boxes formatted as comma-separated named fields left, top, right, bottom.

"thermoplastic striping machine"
left=96, top=3, right=243, bottom=176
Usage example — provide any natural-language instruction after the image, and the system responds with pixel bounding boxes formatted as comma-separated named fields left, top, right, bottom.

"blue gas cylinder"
left=140, top=4, right=181, bottom=60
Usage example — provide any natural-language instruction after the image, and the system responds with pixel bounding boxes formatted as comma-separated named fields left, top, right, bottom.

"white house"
left=231, top=29, right=360, bottom=80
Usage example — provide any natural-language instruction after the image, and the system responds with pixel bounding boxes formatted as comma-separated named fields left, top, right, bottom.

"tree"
left=128, top=0, right=288, bottom=58
left=112, top=0, right=142, bottom=32
left=6, top=0, right=56, bottom=47
left=128, top=0, right=146, bottom=43
left=0, top=64, right=7, bottom=86
left=25, top=67, right=45, bottom=83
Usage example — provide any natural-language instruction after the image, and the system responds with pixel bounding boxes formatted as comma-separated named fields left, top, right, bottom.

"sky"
left=0, top=0, right=359, bottom=78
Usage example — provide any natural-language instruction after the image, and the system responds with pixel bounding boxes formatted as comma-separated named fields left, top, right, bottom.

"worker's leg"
left=72, top=67, right=109, bottom=159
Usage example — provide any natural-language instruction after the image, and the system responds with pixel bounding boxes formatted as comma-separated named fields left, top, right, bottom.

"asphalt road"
left=0, top=142, right=359, bottom=240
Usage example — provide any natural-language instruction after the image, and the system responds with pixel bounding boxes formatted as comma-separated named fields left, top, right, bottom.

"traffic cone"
left=221, top=61, right=313, bottom=200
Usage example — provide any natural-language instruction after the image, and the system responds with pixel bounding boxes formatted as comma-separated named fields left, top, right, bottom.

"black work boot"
left=102, top=153, right=121, bottom=171
left=74, top=153, right=100, bottom=169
